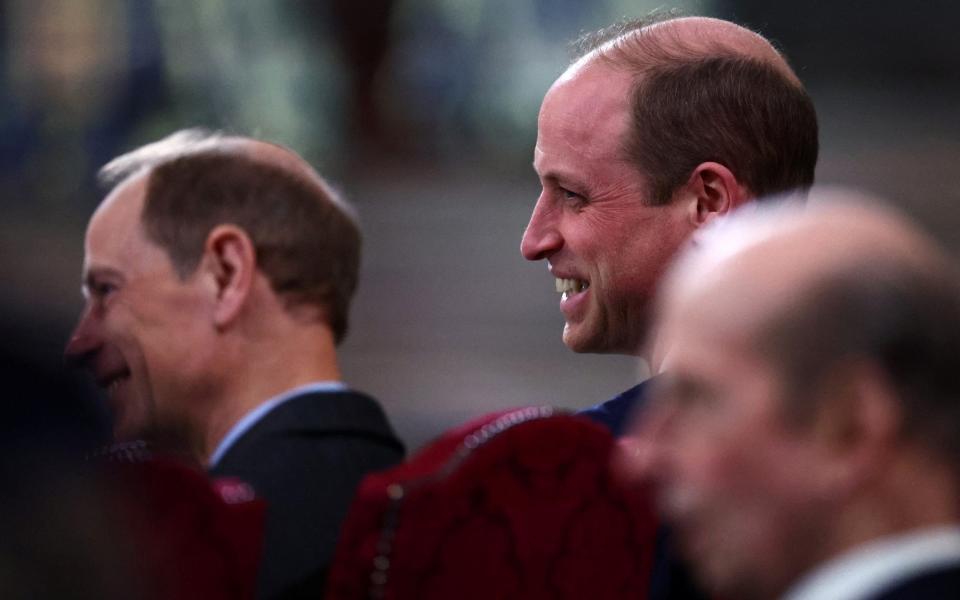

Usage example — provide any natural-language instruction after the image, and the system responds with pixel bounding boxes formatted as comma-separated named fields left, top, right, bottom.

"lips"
left=554, top=274, right=591, bottom=323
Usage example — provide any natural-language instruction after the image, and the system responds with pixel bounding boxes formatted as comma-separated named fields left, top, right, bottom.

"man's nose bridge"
left=527, top=193, right=552, bottom=233
left=521, top=195, right=558, bottom=257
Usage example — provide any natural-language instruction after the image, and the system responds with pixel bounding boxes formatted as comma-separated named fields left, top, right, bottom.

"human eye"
left=85, top=278, right=118, bottom=303
left=559, top=186, right=587, bottom=208
left=97, top=282, right=117, bottom=297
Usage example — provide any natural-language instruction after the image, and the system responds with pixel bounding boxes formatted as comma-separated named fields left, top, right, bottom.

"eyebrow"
left=533, top=163, right=581, bottom=188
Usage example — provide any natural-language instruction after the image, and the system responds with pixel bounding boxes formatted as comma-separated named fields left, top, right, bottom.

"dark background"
left=2, top=0, right=957, bottom=450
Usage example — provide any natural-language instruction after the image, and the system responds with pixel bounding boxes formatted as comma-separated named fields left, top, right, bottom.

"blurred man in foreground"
left=644, top=199, right=960, bottom=599
left=65, top=130, right=404, bottom=598
left=521, top=13, right=818, bottom=435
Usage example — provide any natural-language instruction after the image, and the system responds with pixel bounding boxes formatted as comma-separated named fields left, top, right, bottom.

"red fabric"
left=110, top=458, right=265, bottom=600
left=326, top=409, right=657, bottom=599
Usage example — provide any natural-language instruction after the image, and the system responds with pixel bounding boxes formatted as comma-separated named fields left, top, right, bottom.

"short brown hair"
left=100, top=130, right=361, bottom=343
left=576, top=16, right=818, bottom=205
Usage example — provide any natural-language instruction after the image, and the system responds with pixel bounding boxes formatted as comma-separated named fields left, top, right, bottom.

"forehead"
left=661, top=295, right=780, bottom=408
left=84, top=174, right=155, bottom=271
left=536, top=58, right=634, bottom=164
left=89, top=172, right=146, bottom=234
left=661, top=257, right=778, bottom=366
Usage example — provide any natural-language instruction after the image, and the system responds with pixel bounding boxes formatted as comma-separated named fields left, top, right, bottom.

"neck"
left=197, top=320, right=341, bottom=466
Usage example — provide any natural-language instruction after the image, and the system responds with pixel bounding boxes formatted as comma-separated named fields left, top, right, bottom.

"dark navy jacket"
left=579, top=379, right=710, bottom=600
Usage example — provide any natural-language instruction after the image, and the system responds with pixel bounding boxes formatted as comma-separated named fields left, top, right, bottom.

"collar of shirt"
left=207, top=381, right=348, bottom=468
left=782, top=525, right=960, bottom=600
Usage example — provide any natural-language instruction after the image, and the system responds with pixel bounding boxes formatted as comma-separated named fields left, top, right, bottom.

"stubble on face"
left=531, top=59, right=693, bottom=356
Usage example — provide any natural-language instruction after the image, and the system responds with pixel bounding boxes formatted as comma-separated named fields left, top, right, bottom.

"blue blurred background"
left=2, top=0, right=958, bottom=451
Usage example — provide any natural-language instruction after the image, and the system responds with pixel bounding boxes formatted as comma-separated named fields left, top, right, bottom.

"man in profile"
left=66, top=130, right=404, bottom=598
left=643, top=199, right=960, bottom=599
left=520, top=14, right=818, bottom=598
left=521, top=14, right=818, bottom=434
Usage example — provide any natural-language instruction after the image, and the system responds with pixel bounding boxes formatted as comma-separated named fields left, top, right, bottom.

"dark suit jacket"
left=579, top=380, right=650, bottom=437
left=871, top=563, right=960, bottom=599
left=209, top=390, right=404, bottom=599
left=579, top=378, right=710, bottom=600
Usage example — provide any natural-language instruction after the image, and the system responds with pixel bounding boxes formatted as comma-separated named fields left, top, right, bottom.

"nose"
left=64, top=309, right=101, bottom=368
left=520, top=195, right=563, bottom=261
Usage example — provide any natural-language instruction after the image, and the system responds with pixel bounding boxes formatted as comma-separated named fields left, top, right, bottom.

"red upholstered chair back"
left=326, top=407, right=656, bottom=600
left=101, top=455, right=265, bottom=600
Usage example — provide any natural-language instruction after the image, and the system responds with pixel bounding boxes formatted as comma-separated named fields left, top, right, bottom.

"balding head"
left=571, top=14, right=818, bottom=205
left=100, top=130, right=355, bottom=220
left=578, top=16, right=799, bottom=85
left=664, top=200, right=937, bottom=331
left=661, top=195, right=960, bottom=452
left=99, top=129, right=361, bottom=343
left=646, top=194, right=960, bottom=599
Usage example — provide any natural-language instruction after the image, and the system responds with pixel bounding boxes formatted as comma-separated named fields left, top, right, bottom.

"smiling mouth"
left=99, top=371, right=131, bottom=395
left=555, top=277, right=589, bottom=301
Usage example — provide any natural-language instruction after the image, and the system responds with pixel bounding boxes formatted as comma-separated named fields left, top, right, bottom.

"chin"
left=112, top=420, right=148, bottom=444
left=111, top=402, right=155, bottom=443
left=563, top=326, right=637, bottom=356
left=700, top=567, right=769, bottom=600
left=562, top=326, right=599, bottom=354
left=563, top=334, right=613, bottom=355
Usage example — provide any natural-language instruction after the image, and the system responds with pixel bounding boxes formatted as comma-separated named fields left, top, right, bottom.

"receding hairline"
left=571, top=15, right=802, bottom=88
left=101, top=130, right=312, bottom=188
left=664, top=198, right=952, bottom=344
left=98, top=129, right=357, bottom=223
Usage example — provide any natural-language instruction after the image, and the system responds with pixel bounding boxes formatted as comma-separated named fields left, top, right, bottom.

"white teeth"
left=555, top=278, right=588, bottom=294
left=106, top=376, right=127, bottom=393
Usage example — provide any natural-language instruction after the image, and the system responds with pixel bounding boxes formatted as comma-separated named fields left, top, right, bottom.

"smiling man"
left=521, top=14, right=818, bottom=435
left=644, top=200, right=960, bottom=600
left=520, top=14, right=819, bottom=600
left=65, top=130, right=404, bottom=598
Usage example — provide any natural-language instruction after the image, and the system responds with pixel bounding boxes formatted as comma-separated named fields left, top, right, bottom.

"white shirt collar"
left=207, top=380, right=347, bottom=468
left=783, top=525, right=960, bottom=600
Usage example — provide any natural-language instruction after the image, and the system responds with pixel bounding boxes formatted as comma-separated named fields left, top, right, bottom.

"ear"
left=199, top=225, right=257, bottom=329
left=808, top=361, right=901, bottom=496
left=680, top=162, right=751, bottom=229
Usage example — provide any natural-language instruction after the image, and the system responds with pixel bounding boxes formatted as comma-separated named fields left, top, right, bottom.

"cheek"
left=143, top=321, right=209, bottom=381
left=708, top=440, right=821, bottom=546
left=99, top=307, right=147, bottom=365
left=133, top=287, right=209, bottom=346
left=672, top=426, right=785, bottom=518
left=685, top=449, right=751, bottom=509
left=120, top=300, right=197, bottom=374
left=603, top=229, right=690, bottom=299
